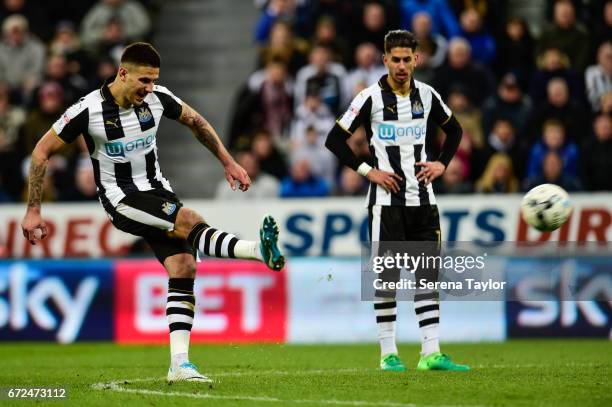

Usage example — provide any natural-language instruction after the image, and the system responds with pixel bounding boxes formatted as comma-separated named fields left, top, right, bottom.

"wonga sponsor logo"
left=104, top=135, right=155, bottom=158
left=114, top=260, right=287, bottom=343
left=378, top=123, right=426, bottom=141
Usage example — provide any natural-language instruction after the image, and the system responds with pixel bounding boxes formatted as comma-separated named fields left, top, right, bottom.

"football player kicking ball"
left=326, top=30, right=469, bottom=372
left=21, top=42, right=285, bottom=382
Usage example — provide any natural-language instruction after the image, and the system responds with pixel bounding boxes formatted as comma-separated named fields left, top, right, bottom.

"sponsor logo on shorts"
left=161, top=202, right=177, bottom=216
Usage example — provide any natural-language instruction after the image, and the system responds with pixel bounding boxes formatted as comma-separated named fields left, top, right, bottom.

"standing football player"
left=326, top=30, right=469, bottom=371
left=21, top=42, right=285, bottom=382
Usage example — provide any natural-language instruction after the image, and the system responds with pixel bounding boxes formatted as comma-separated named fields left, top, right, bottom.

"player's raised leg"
left=164, top=253, right=212, bottom=383
left=172, top=207, right=285, bottom=271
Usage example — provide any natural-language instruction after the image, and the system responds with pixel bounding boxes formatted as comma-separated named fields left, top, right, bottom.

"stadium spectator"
left=251, top=130, right=288, bottom=180
left=290, top=125, right=337, bottom=187
left=527, top=119, right=578, bottom=179
left=525, top=77, right=589, bottom=144
left=589, top=0, right=612, bottom=58
left=80, top=0, right=151, bottom=51
left=94, top=18, right=128, bottom=63
left=311, top=16, right=351, bottom=68
left=585, top=41, right=612, bottom=112
left=475, top=153, right=519, bottom=193
left=294, top=44, right=347, bottom=115
left=280, top=158, right=330, bottom=198
left=290, top=90, right=335, bottom=146
left=49, top=21, right=93, bottom=80
left=254, top=0, right=310, bottom=44
left=446, top=86, right=483, bottom=149
left=536, top=0, right=589, bottom=72
left=434, top=37, right=495, bottom=105
left=481, top=72, right=532, bottom=137
left=42, top=54, right=88, bottom=105
left=525, top=151, right=582, bottom=192
left=215, top=150, right=280, bottom=199
left=87, top=57, right=117, bottom=91
left=17, top=82, right=87, bottom=199
left=257, top=21, right=309, bottom=76
left=60, top=155, right=99, bottom=201
left=399, top=0, right=461, bottom=38
left=345, top=42, right=386, bottom=96
left=474, top=119, right=524, bottom=180
left=601, top=91, right=612, bottom=114
left=0, top=82, right=24, bottom=199
left=307, top=0, right=356, bottom=39
left=0, top=14, right=45, bottom=100
left=434, top=158, right=473, bottom=194
left=458, top=8, right=495, bottom=66
left=580, top=113, right=612, bottom=191
left=335, top=166, right=368, bottom=196
left=413, top=43, right=436, bottom=84
left=229, top=58, right=293, bottom=147
left=494, top=16, right=534, bottom=80
left=352, top=2, right=390, bottom=54
left=448, top=0, right=506, bottom=32
left=0, top=0, right=50, bottom=41
left=529, top=48, right=583, bottom=105
left=412, top=12, right=448, bottom=69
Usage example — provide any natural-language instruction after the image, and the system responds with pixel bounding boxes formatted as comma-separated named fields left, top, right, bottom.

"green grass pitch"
left=0, top=340, right=609, bottom=406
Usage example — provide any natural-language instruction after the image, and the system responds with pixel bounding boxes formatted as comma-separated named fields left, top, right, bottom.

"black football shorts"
left=104, top=188, right=194, bottom=264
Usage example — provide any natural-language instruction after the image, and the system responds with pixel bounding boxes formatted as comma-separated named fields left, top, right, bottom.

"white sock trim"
left=234, top=240, right=262, bottom=261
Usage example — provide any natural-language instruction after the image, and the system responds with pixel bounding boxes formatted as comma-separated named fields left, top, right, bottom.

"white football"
left=521, top=184, right=572, bottom=232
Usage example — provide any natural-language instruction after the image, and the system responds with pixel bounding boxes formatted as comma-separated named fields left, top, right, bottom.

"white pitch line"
left=91, top=371, right=488, bottom=407
left=93, top=380, right=419, bottom=407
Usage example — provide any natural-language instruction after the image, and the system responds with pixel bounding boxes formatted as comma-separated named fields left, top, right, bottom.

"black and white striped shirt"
left=52, top=78, right=183, bottom=210
left=337, top=75, right=452, bottom=207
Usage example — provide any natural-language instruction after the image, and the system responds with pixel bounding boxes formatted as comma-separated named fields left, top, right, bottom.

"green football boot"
left=380, top=354, right=407, bottom=372
left=417, top=352, right=470, bottom=371
left=259, top=215, right=285, bottom=271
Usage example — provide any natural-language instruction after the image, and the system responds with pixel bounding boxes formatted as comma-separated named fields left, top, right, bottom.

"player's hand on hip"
left=416, top=161, right=445, bottom=185
left=21, top=209, right=48, bottom=245
left=366, top=168, right=403, bottom=194
left=224, top=160, right=251, bottom=191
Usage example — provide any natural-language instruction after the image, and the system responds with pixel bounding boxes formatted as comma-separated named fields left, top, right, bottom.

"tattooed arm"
left=177, top=102, right=251, bottom=191
left=21, top=129, right=65, bottom=244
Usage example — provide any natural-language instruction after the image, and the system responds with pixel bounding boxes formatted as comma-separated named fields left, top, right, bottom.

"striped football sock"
left=414, top=291, right=440, bottom=356
left=374, top=291, right=398, bottom=357
left=187, top=222, right=262, bottom=260
left=167, top=278, right=195, bottom=370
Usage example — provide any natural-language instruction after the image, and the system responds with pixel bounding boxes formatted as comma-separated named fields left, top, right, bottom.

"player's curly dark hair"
left=384, top=30, right=418, bottom=54
left=121, top=42, right=161, bottom=68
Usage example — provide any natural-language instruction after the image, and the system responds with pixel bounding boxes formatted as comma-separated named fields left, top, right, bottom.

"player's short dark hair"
left=121, top=42, right=161, bottom=68
left=384, top=30, right=418, bottom=54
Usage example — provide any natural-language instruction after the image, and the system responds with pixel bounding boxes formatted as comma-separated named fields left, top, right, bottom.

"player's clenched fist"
left=224, top=160, right=252, bottom=191
left=21, top=210, right=48, bottom=245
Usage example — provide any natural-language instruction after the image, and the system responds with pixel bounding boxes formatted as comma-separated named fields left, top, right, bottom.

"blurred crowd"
left=0, top=0, right=158, bottom=203
left=0, top=0, right=610, bottom=204
left=223, top=0, right=612, bottom=199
